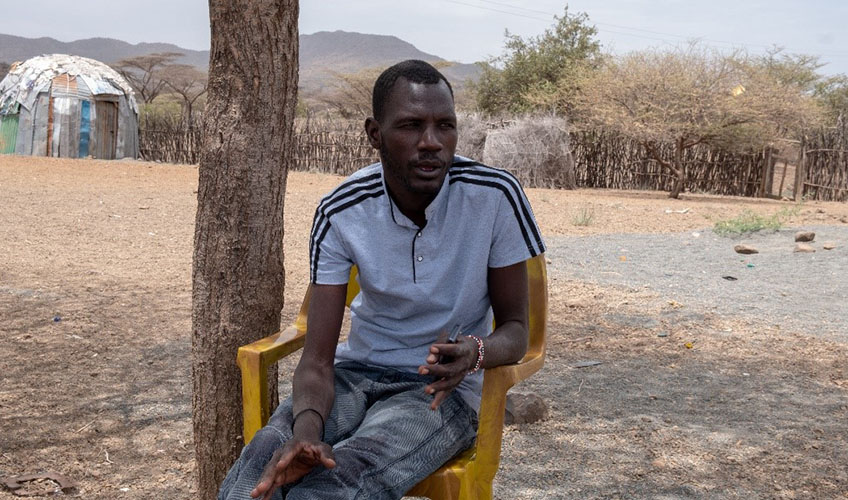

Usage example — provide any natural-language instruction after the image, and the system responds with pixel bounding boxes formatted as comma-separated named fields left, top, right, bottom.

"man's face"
left=366, top=78, right=457, bottom=203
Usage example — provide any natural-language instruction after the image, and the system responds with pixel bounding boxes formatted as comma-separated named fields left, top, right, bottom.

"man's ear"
left=364, top=117, right=381, bottom=150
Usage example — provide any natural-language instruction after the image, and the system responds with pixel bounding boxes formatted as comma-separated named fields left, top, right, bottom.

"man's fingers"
left=249, top=478, right=271, bottom=498
left=251, top=443, right=303, bottom=498
left=319, top=454, right=337, bottom=469
left=273, top=445, right=302, bottom=474
left=420, top=356, right=466, bottom=378
left=425, top=377, right=461, bottom=395
left=261, top=485, right=276, bottom=500
left=252, top=477, right=279, bottom=500
left=430, top=389, right=449, bottom=410
left=251, top=448, right=285, bottom=498
left=313, top=444, right=336, bottom=469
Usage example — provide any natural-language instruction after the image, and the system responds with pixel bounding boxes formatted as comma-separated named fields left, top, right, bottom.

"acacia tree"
left=815, top=74, right=848, bottom=122
left=473, top=7, right=601, bottom=115
left=112, top=52, right=183, bottom=103
left=193, top=0, right=298, bottom=498
left=316, top=67, right=382, bottom=118
left=575, top=45, right=821, bottom=198
left=160, top=63, right=208, bottom=124
left=320, top=61, right=458, bottom=118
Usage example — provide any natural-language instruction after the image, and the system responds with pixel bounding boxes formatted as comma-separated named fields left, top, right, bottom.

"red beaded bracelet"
left=466, top=335, right=485, bottom=374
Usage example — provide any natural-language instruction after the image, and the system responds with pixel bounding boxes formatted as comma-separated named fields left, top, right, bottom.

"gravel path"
left=545, top=225, right=848, bottom=341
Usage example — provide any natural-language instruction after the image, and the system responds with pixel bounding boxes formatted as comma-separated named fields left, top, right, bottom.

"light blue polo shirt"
left=308, top=156, right=545, bottom=411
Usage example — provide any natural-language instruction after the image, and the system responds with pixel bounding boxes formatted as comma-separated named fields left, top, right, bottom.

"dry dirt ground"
left=1, top=156, right=847, bottom=499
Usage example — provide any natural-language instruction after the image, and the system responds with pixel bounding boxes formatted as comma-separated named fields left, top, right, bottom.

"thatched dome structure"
left=0, top=54, right=138, bottom=159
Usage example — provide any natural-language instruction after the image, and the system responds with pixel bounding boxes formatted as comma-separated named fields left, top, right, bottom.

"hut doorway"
left=94, top=98, right=119, bottom=159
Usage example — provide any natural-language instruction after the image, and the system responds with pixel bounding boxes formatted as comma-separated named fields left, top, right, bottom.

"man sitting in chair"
left=219, top=59, right=545, bottom=500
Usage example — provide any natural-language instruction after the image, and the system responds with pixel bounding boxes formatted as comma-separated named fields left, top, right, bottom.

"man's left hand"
left=418, top=334, right=479, bottom=410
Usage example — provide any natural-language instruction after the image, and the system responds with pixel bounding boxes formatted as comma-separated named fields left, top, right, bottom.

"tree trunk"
left=669, top=138, right=685, bottom=199
left=192, top=1, right=298, bottom=499
left=643, top=140, right=684, bottom=199
left=562, top=150, right=577, bottom=189
left=794, top=136, right=806, bottom=202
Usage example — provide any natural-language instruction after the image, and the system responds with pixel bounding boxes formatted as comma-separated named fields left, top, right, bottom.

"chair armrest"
left=473, top=349, right=545, bottom=470
left=237, top=324, right=308, bottom=444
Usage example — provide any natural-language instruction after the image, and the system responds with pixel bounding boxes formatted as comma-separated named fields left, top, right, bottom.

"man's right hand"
left=250, top=439, right=336, bottom=499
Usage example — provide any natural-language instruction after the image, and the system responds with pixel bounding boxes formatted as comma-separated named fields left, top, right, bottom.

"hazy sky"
left=1, top=0, right=846, bottom=75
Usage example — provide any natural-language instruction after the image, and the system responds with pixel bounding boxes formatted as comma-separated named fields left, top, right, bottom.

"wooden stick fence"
left=570, top=130, right=766, bottom=196
left=138, top=115, right=846, bottom=202
left=801, top=119, right=848, bottom=201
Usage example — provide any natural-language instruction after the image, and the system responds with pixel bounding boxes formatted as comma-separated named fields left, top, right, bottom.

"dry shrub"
left=482, top=115, right=576, bottom=189
left=456, top=112, right=489, bottom=161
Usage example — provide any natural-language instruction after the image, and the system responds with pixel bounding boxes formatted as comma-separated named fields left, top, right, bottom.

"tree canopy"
left=112, top=52, right=184, bottom=103
left=473, top=7, right=601, bottom=115
left=574, top=44, right=821, bottom=198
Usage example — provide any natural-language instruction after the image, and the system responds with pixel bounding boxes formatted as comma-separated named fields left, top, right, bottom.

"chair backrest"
left=342, top=254, right=547, bottom=360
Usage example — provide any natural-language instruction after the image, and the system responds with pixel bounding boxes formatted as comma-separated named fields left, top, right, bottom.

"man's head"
left=365, top=60, right=457, bottom=212
left=371, top=60, right=454, bottom=122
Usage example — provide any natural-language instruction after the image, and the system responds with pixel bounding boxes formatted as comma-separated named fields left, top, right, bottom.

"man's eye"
left=440, top=123, right=456, bottom=130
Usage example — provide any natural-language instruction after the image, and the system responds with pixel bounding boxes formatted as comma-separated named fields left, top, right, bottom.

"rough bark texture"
left=669, top=138, right=685, bottom=199
left=192, top=1, right=298, bottom=498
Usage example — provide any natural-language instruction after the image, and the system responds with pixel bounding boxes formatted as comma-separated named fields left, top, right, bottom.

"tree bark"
left=794, top=136, right=807, bottom=202
left=643, top=140, right=684, bottom=199
left=192, top=1, right=298, bottom=498
left=669, top=137, right=686, bottom=199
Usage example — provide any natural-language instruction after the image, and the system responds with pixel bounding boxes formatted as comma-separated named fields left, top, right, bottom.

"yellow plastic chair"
left=237, top=254, right=548, bottom=499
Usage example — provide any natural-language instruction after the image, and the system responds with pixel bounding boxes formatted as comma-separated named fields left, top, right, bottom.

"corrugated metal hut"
left=0, top=54, right=138, bottom=159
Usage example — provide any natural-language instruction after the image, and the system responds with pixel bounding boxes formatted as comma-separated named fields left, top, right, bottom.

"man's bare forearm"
left=476, top=319, right=528, bottom=369
left=290, top=283, right=348, bottom=441
left=484, top=261, right=530, bottom=368
left=291, top=361, right=335, bottom=441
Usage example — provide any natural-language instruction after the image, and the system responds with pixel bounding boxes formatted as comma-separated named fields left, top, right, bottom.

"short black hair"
left=372, top=60, right=454, bottom=121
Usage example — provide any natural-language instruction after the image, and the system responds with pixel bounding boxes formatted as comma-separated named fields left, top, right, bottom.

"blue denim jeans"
left=218, top=361, right=478, bottom=500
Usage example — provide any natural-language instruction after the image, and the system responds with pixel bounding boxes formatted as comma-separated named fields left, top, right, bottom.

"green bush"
left=712, top=205, right=801, bottom=236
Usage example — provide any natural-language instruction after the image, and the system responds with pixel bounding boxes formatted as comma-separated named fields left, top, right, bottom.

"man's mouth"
left=413, top=161, right=444, bottom=173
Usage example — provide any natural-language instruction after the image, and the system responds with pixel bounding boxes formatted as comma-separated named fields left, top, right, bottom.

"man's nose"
left=418, top=125, right=441, bottom=150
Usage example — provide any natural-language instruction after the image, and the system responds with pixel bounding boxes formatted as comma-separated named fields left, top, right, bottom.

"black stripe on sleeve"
left=449, top=164, right=545, bottom=255
left=310, top=189, right=385, bottom=283
left=309, top=178, right=383, bottom=278
left=449, top=176, right=541, bottom=257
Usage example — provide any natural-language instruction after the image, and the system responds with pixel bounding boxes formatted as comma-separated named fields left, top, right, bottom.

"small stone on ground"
left=795, top=231, right=816, bottom=242
left=734, top=244, right=759, bottom=254
left=794, top=243, right=816, bottom=253
left=505, top=393, right=548, bottom=425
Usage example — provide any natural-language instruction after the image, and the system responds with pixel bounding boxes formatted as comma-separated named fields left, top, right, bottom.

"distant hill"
left=0, top=34, right=209, bottom=69
left=300, top=31, right=480, bottom=89
left=0, top=31, right=481, bottom=92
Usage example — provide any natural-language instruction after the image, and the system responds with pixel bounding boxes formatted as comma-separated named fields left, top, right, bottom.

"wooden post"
left=758, top=147, right=771, bottom=198
left=777, top=157, right=789, bottom=199
left=794, top=137, right=806, bottom=202
left=765, top=147, right=775, bottom=197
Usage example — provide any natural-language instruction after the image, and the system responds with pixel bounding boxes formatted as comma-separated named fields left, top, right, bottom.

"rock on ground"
left=795, top=231, right=816, bottom=242
left=734, top=244, right=759, bottom=254
left=794, top=243, right=816, bottom=253
left=505, top=393, right=548, bottom=425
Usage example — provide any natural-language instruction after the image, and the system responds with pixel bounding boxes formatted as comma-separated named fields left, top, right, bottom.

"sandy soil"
left=1, top=155, right=847, bottom=499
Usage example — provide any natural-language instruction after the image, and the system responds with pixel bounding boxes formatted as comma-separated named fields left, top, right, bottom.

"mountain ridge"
left=0, top=31, right=481, bottom=89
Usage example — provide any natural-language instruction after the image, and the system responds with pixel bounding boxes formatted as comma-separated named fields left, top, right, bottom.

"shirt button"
left=417, top=256, right=423, bottom=262
left=417, top=232, right=422, bottom=238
